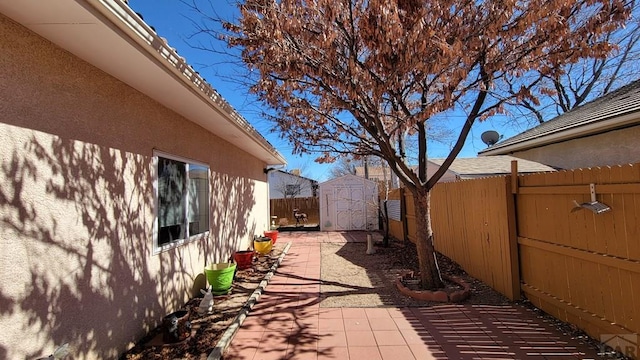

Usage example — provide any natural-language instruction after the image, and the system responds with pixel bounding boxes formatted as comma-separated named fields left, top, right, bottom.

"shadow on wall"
left=203, top=171, right=257, bottom=266
left=0, top=134, right=256, bottom=358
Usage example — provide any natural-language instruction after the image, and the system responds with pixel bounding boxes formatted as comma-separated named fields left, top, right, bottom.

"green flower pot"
left=204, top=262, right=236, bottom=295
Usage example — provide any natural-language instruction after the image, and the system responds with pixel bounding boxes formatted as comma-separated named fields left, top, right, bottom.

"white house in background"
left=268, top=169, right=318, bottom=199
left=319, top=175, right=379, bottom=231
left=0, top=1, right=285, bottom=359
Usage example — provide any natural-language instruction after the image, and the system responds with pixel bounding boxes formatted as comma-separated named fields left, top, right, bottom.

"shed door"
left=335, top=186, right=366, bottom=230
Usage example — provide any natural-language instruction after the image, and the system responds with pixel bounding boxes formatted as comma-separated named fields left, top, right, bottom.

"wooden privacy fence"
left=387, top=177, right=519, bottom=300
left=387, top=162, right=640, bottom=352
left=516, top=164, right=640, bottom=346
left=270, top=197, right=320, bottom=225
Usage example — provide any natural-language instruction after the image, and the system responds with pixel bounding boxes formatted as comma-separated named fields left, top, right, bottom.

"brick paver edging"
left=396, top=273, right=471, bottom=302
left=206, top=241, right=292, bottom=360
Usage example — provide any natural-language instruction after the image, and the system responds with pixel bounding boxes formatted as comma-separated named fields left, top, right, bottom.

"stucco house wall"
left=0, top=13, right=272, bottom=359
left=506, top=125, right=640, bottom=169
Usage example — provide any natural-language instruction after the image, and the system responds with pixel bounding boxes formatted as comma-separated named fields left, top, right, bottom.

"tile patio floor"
left=224, top=232, right=601, bottom=360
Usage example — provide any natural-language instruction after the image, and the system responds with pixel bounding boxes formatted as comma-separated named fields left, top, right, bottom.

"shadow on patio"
left=224, top=231, right=601, bottom=359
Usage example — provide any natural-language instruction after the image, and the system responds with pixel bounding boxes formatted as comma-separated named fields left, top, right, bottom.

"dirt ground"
left=120, top=235, right=566, bottom=359
left=319, top=237, right=510, bottom=307
left=121, top=246, right=285, bottom=360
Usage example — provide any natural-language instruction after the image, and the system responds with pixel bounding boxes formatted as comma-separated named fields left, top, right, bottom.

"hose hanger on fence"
left=571, top=183, right=611, bottom=214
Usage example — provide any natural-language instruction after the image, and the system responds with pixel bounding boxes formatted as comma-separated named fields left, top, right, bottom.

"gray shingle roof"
left=478, top=79, right=640, bottom=154
left=429, top=156, right=556, bottom=176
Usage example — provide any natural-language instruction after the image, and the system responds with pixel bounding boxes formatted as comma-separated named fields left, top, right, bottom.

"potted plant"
left=233, top=250, right=254, bottom=270
left=204, top=262, right=236, bottom=295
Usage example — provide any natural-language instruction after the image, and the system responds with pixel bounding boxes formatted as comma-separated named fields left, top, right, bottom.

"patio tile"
left=317, top=346, right=348, bottom=359
left=365, top=308, right=392, bottom=318
left=286, top=346, right=319, bottom=360
left=318, top=308, right=342, bottom=319
left=400, top=328, right=434, bottom=345
left=319, top=318, right=344, bottom=332
left=265, top=319, right=294, bottom=331
left=225, top=338, right=260, bottom=360
left=386, top=308, right=415, bottom=318
left=253, top=347, right=288, bottom=360
left=369, top=317, right=398, bottom=331
left=408, top=343, right=446, bottom=360
left=343, top=317, right=371, bottom=331
left=317, top=331, right=347, bottom=348
left=374, top=330, right=407, bottom=346
left=346, top=330, right=377, bottom=346
left=392, top=316, right=422, bottom=330
left=348, top=346, right=382, bottom=359
left=378, top=345, right=416, bottom=360
left=233, top=330, right=265, bottom=341
left=341, top=308, right=367, bottom=319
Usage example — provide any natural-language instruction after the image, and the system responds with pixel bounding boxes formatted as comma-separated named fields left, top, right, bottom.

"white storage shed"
left=319, top=175, right=379, bottom=231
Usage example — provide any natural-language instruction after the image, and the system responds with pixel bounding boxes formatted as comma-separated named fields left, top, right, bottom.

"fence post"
left=400, top=187, right=408, bottom=244
left=506, top=165, right=521, bottom=300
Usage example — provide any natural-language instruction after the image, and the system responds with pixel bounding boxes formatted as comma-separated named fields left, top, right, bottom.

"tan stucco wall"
left=509, top=125, right=640, bottom=170
left=0, top=14, right=270, bottom=359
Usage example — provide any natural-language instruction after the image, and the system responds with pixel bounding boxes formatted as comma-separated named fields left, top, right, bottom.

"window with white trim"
left=154, top=152, right=209, bottom=252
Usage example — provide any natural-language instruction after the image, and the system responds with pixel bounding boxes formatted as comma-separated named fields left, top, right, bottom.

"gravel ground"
left=319, top=236, right=511, bottom=307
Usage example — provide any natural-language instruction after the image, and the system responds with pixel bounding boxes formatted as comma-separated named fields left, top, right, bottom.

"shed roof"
left=319, top=174, right=378, bottom=187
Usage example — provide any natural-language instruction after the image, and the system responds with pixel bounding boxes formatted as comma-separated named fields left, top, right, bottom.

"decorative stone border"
left=395, top=272, right=471, bottom=303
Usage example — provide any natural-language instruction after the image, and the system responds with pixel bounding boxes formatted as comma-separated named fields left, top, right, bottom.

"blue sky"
left=129, top=0, right=527, bottom=181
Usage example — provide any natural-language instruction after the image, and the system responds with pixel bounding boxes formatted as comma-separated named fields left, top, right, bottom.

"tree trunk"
left=413, top=189, right=444, bottom=290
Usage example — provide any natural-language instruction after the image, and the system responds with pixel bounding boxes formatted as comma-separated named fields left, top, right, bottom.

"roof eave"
left=479, top=111, right=640, bottom=156
left=93, top=0, right=287, bottom=166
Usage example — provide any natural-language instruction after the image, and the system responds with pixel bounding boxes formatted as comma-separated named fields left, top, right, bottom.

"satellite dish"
left=481, top=130, right=501, bottom=146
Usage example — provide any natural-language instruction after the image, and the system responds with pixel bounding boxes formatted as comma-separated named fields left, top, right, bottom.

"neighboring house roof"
left=272, top=170, right=318, bottom=184
left=479, top=79, right=640, bottom=156
left=0, top=0, right=286, bottom=166
left=429, top=156, right=556, bottom=177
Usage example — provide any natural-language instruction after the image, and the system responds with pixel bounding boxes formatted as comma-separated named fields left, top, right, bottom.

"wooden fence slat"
left=518, top=237, right=640, bottom=274
left=270, top=197, right=320, bottom=225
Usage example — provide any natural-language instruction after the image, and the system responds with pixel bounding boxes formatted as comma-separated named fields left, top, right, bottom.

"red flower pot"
left=234, top=250, right=254, bottom=270
left=263, top=230, right=278, bottom=245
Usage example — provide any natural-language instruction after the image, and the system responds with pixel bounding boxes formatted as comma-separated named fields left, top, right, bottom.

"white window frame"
left=152, top=150, right=210, bottom=254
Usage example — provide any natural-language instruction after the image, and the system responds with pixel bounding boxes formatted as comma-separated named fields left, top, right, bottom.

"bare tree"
left=190, top=0, right=629, bottom=289
left=505, top=3, right=640, bottom=125
left=329, top=156, right=358, bottom=179
left=270, top=169, right=316, bottom=199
